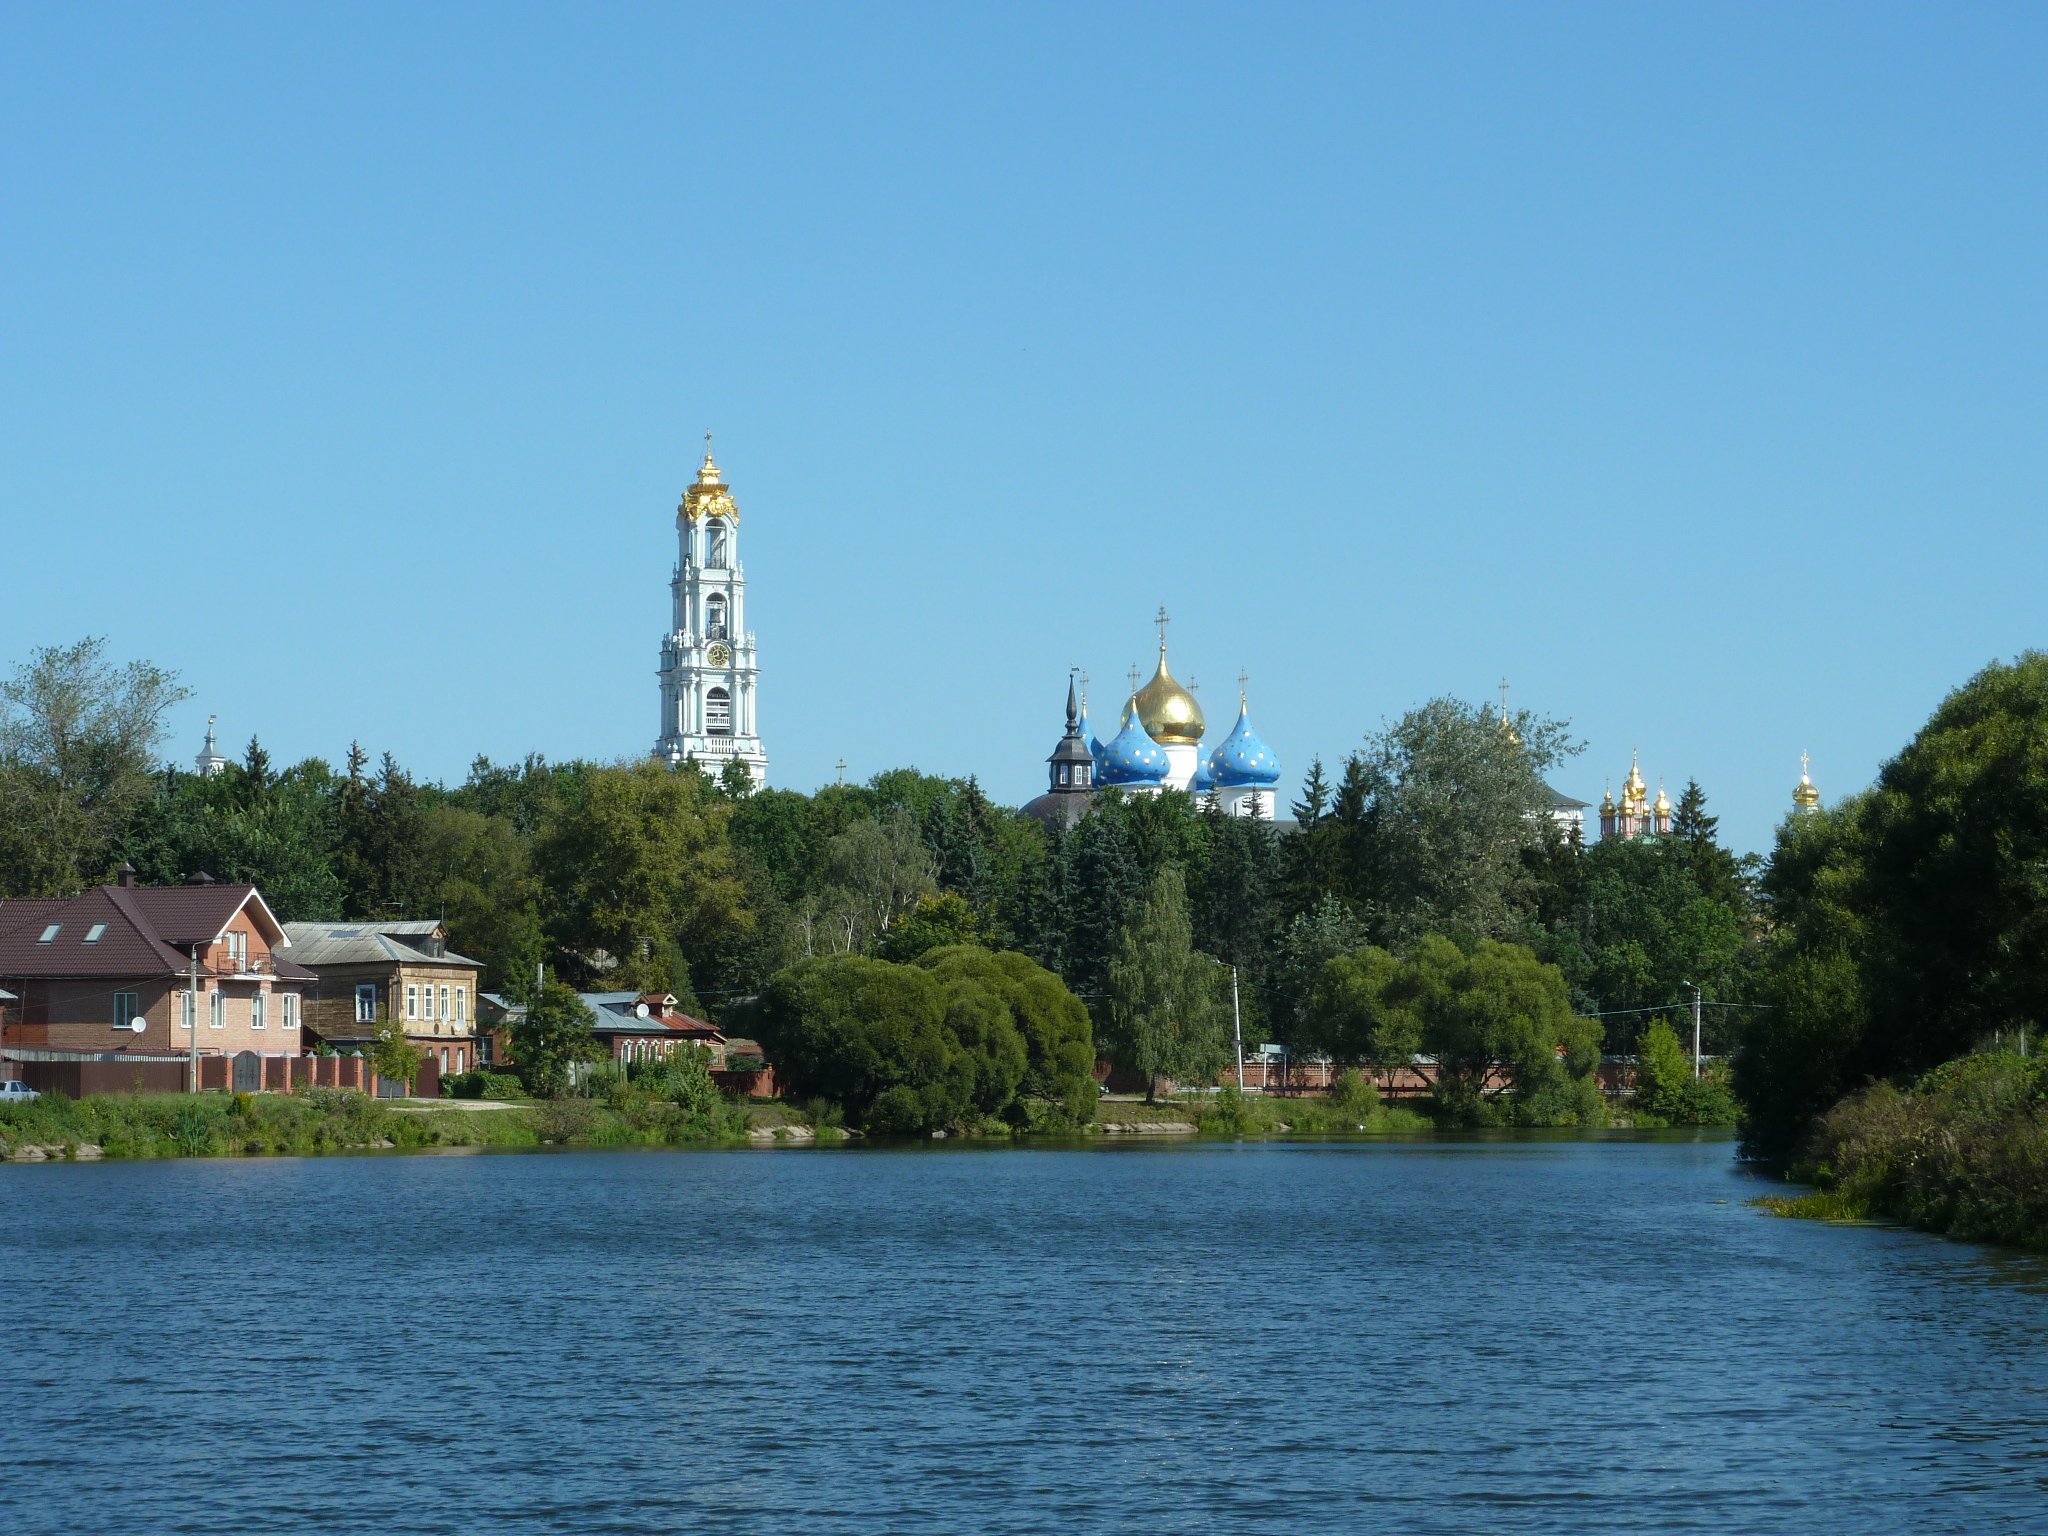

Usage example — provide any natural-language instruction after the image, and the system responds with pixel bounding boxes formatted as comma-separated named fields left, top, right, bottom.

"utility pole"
left=188, top=945, right=201, bottom=1093
left=1231, top=965, right=1244, bottom=1092
left=1685, top=982, right=1703, bottom=1079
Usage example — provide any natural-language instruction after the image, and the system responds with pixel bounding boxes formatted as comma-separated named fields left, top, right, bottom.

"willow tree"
left=1105, top=867, right=1229, bottom=1100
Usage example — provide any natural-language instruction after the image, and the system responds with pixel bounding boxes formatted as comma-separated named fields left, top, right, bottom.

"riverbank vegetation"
left=1731, top=654, right=2048, bottom=1246
left=4, top=639, right=1775, bottom=1127
left=1755, top=1052, right=2048, bottom=1250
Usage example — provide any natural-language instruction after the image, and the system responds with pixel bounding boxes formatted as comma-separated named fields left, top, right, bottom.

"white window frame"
left=455, top=987, right=467, bottom=1023
left=85, top=923, right=108, bottom=945
left=251, top=992, right=267, bottom=1030
left=406, top=985, right=419, bottom=1021
left=356, top=984, right=378, bottom=1024
left=114, top=992, right=139, bottom=1030
left=423, top=984, right=436, bottom=1022
left=182, top=991, right=196, bottom=1031
left=209, top=991, right=225, bottom=1029
left=438, top=985, right=450, bottom=1022
left=282, top=994, right=299, bottom=1031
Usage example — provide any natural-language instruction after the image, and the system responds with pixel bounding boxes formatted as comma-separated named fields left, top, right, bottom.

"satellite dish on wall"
left=130, top=1018, right=147, bottom=1034
left=635, top=1003, right=650, bottom=1018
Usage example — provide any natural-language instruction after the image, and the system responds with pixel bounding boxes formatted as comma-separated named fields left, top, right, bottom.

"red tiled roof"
left=125, top=884, right=282, bottom=946
left=0, top=899, right=69, bottom=940
left=0, top=886, right=193, bottom=979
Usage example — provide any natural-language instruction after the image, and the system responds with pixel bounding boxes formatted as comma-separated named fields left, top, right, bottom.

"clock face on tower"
left=707, top=642, right=732, bottom=667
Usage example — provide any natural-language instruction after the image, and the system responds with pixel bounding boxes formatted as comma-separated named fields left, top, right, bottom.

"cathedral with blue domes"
left=1022, top=610, right=1283, bottom=827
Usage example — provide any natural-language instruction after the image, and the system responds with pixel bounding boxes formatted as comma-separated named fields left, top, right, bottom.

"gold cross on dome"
left=1155, top=605, right=1170, bottom=649
left=1239, top=668, right=1249, bottom=704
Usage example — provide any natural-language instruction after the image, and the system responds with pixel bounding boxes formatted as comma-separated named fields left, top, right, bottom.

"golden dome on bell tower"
left=679, top=431, right=740, bottom=525
left=1126, top=607, right=1205, bottom=745
left=1793, top=751, right=1820, bottom=811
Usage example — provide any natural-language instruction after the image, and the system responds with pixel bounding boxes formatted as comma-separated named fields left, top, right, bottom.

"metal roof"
left=280, top=921, right=482, bottom=970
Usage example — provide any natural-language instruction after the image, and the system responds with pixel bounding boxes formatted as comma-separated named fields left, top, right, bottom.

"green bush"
left=758, top=948, right=1086, bottom=1133
left=443, top=1070, right=526, bottom=1100
left=1631, top=1019, right=1739, bottom=1127
left=1777, top=1052, right=2048, bottom=1249
left=915, top=945, right=1097, bottom=1122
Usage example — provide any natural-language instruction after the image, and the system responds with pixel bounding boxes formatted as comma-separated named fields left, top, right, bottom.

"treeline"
left=1735, top=652, right=2048, bottom=1174
left=2, top=638, right=1771, bottom=1126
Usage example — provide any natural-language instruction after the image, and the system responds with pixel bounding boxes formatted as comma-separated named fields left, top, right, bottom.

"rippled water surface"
left=5, top=1136, right=2046, bottom=1534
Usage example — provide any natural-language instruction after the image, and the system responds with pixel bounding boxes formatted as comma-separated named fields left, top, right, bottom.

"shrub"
left=1780, top=1052, right=2048, bottom=1250
left=759, top=950, right=1056, bottom=1133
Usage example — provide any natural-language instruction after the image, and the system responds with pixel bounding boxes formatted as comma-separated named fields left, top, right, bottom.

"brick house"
left=475, top=990, right=727, bottom=1070
left=583, top=992, right=726, bottom=1064
left=281, top=919, right=485, bottom=1078
left=0, top=867, right=313, bottom=1063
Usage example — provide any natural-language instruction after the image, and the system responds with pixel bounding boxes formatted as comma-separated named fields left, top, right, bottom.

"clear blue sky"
left=4, top=4, right=2044, bottom=856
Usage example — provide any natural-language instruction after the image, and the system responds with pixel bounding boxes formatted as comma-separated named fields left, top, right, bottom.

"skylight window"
left=83, top=923, right=108, bottom=944
left=37, top=924, right=60, bottom=944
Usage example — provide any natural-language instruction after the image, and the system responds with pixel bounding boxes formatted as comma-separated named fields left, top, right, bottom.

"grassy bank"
left=1755, top=1052, right=2048, bottom=1251
left=0, top=1085, right=762, bottom=1160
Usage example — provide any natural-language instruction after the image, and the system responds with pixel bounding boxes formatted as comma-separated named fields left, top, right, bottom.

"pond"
left=4, top=1135, right=2044, bottom=1534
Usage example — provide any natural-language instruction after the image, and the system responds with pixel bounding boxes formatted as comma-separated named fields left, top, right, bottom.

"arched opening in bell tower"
left=706, top=687, right=732, bottom=736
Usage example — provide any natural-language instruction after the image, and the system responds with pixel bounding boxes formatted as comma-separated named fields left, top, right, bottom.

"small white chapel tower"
left=655, top=437, right=767, bottom=786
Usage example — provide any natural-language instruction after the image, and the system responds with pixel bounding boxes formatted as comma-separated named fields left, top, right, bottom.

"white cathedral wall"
left=1159, top=742, right=1200, bottom=793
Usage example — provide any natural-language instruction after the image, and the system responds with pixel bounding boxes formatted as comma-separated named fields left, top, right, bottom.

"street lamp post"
left=1681, top=981, right=1703, bottom=1079
left=1231, top=966, right=1244, bottom=1092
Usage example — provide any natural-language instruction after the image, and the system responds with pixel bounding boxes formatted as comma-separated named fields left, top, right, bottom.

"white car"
left=0, top=1081, right=40, bottom=1103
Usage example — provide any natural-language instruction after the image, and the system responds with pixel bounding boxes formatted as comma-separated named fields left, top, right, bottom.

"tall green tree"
left=1103, top=866, right=1229, bottom=1099
left=512, top=978, right=605, bottom=1096
left=0, top=638, right=190, bottom=895
left=1268, top=895, right=1371, bottom=1052
left=1336, top=697, right=1578, bottom=945
left=423, top=803, right=545, bottom=995
left=1279, top=756, right=1345, bottom=916
left=336, top=745, right=437, bottom=920
left=1736, top=652, right=2048, bottom=1156
left=1306, top=935, right=1600, bottom=1125
left=533, top=759, right=753, bottom=993
left=126, top=758, right=344, bottom=919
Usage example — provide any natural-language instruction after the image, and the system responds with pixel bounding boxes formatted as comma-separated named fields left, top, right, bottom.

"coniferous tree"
left=1068, top=799, right=1146, bottom=1006
left=1194, top=803, right=1278, bottom=1039
left=1278, top=755, right=1346, bottom=920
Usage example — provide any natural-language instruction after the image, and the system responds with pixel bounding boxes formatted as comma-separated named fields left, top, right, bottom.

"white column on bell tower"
left=654, top=435, right=768, bottom=786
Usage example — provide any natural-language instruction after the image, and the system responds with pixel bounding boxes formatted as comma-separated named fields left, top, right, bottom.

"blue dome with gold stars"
left=1209, top=701, right=1281, bottom=787
left=1099, top=699, right=1169, bottom=786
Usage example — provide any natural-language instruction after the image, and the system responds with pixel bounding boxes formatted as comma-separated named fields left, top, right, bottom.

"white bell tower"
left=655, top=438, right=767, bottom=786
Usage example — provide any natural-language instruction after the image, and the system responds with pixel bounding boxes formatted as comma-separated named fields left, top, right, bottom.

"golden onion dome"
left=1654, top=780, right=1672, bottom=815
left=1623, top=752, right=1647, bottom=805
left=1793, top=751, right=1820, bottom=808
left=1131, top=648, right=1205, bottom=745
left=1599, top=783, right=1617, bottom=815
